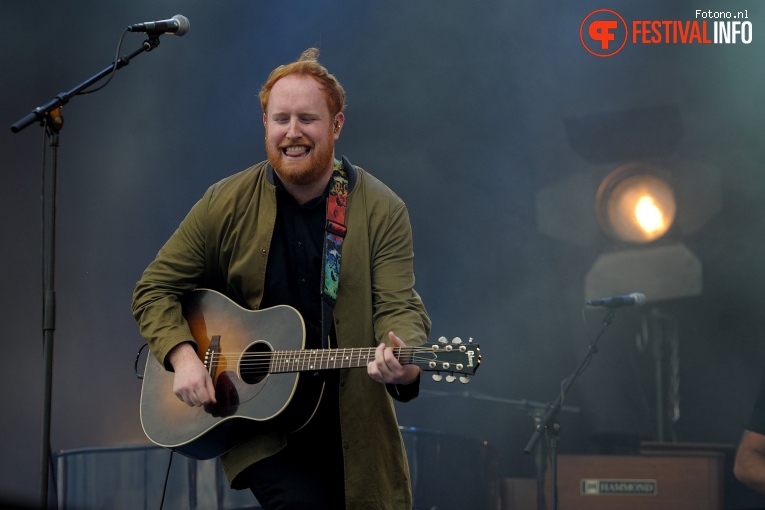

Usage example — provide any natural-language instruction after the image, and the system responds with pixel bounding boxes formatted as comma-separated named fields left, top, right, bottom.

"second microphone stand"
left=523, top=309, right=616, bottom=510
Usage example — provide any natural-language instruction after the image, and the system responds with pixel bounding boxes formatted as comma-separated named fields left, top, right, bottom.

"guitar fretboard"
left=267, top=347, right=414, bottom=373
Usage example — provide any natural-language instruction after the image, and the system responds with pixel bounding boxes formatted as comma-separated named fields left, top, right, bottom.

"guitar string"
left=203, top=347, right=473, bottom=372
left=218, top=355, right=441, bottom=368
left=209, top=358, right=459, bottom=372
left=207, top=347, right=434, bottom=359
left=206, top=347, right=448, bottom=360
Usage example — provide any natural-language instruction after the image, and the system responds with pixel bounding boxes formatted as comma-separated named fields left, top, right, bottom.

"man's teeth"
left=284, top=146, right=308, bottom=156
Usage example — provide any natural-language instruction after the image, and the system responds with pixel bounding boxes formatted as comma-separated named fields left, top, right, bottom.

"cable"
left=135, top=343, right=148, bottom=379
left=76, top=30, right=129, bottom=96
left=158, top=450, right=174, bottom=510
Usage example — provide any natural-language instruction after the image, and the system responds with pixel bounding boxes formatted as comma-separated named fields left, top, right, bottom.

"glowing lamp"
left=596, top=164, right=676, bottom=244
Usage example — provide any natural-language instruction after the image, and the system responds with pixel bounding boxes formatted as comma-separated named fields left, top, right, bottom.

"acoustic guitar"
left=140, top=288, right=481, bottom=460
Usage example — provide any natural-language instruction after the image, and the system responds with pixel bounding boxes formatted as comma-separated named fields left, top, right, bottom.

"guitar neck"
left=269, top=347, right=412, bottom=374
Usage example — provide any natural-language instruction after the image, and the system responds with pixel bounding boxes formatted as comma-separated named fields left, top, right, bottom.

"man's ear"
left=333, top=112, right=345, bottom=138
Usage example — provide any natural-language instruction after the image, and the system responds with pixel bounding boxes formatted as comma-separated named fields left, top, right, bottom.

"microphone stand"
left=10, top=34, right=162, bottom=510
left=523, top=308, right=616, bottom=510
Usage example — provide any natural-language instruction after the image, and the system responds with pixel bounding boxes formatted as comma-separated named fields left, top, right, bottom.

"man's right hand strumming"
left=167, top=342, right=217, bottom=407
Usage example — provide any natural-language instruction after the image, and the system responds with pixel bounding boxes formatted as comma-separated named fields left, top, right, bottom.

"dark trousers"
left=242, top=438, right=345, bottom=510
left=243, top=374, right=345, bottom=510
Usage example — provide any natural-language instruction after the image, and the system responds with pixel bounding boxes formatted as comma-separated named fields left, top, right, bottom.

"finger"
left=382, top=346, right=400, bottom=368
left=196, top=389, right=211, bottom=407
left=174, top=383, right=193, bottom=406
left=388, top=331, right=405, bottom=347
left=176, top=379, right=213, bottom=407
left=205, top=376, right=217, bottom=404
left=367, top=360, right=381, bottom=381
left=178, top=390, right=196, bottom=407
left=369, top=343, right=391, bottom=382
left=382, top=349, right=405, bottom=379
left=374, top=341, right=387, bottom=364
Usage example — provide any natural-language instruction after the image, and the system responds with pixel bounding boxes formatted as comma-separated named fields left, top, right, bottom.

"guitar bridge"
left=205, top=335, right=221, bottom=378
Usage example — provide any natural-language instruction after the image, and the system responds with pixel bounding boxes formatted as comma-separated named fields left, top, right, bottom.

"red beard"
left=266, top=136, right=335, bottom=187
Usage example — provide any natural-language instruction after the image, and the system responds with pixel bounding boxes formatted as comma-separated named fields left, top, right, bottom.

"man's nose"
left=286, top=118, right=302, bottom=139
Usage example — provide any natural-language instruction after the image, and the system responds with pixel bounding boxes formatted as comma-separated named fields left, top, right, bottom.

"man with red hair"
left=132, top=48, right=430, bottom=509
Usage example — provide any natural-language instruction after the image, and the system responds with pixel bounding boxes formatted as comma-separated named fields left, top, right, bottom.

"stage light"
left=596, top=163, right=676, bottom=244
left=536, top=105, right=720, bottom=306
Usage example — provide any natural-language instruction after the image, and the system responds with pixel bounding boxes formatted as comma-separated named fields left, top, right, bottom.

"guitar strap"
left=320, top=160, right=349, bottom=349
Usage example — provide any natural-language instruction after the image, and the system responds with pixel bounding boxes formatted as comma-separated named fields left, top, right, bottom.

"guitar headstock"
left=412, top=337, right=481, bottom=384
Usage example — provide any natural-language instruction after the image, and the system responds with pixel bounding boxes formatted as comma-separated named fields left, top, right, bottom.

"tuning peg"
left=446, top=374, right=457, bottom=383
left=438, top=336, right=448, bottom=344
left=432, top=373, right=443, bottom=382
left=452, top=337, right=462, bottom=344
left=460, top=376, right=470, bottom=384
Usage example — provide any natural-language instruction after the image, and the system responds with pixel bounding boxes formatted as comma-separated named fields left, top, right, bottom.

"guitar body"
left=140, top=289, right=482, bottom=460
left=140, top=289, right=323, bottom=460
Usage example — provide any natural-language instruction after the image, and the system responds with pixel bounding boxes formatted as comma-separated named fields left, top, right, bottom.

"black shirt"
left=261, top=174, right=343, bottom=465
left=261, top=178, right=327, bottom=348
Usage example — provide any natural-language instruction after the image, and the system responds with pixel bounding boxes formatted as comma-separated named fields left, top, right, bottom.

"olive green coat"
left=132, top=158, right=431, bottom=509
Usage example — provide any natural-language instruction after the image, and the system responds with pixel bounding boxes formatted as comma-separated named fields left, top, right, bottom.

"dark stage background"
left=3, top=1, right=765, bottom=508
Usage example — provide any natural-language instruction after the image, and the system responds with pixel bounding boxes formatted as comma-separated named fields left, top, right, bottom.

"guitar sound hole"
left=240, top=342, right=272, bottom=385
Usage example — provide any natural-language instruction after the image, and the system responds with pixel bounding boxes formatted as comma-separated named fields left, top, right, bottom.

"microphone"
left=586, top=292, right=646, bottom=308
left=128, top=14, right=190, bottom=36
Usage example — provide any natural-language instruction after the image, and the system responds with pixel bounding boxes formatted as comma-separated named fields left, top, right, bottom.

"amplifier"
left=546, top=445, right=729, bottom=510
